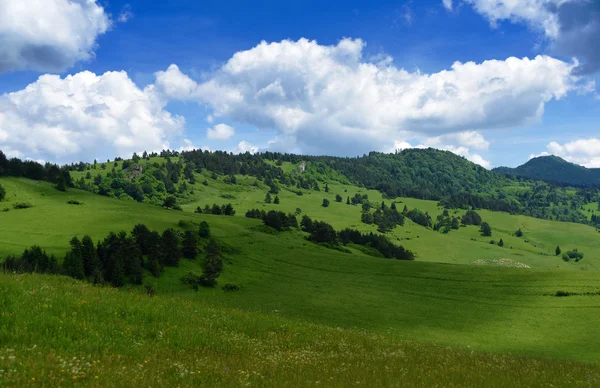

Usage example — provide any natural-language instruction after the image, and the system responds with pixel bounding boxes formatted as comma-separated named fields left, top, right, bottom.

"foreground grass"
left=1, top=274, right=599, bottom=387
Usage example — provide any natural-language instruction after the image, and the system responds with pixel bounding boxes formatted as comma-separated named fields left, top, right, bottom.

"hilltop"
left=494, top=155, right=600, bottom=187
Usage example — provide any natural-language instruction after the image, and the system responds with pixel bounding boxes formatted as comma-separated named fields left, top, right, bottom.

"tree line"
left=1, top=221, right=224, bottom=289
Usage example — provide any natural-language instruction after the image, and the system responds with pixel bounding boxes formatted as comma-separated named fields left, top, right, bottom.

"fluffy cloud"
left=443, top=0, right=453, bottom=11
left=535, top=138, right=600, bottom=168
left=459, top=0, right=600, bottom=74
left=0, top=0, right=110, bottom=73
left=206, top=124, right=235, bottom=140
left=0, top=70, right=184, bottom=162
left=390, top=131, right=492, bottom=168
left=232, top=141, right=260, bottom=154
left=155, top=38, right=580, bottom=156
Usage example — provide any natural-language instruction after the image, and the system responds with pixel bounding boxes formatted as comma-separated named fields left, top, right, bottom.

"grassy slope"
left=2, top=177, right=600, bottom=364
left=3, top=274, right=600, bottom=387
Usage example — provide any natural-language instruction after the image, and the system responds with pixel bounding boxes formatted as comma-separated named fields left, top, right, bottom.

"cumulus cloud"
left=459, top=0, right=600, bottom=74
left=155, top=38, right=581, bottom=156
left=536, top=138, right=600, bottom=168
left=0, top=0, right=110, bottom=73
left=390, top=131, right=492, bottom=168
left=443, top=0, right=453, bottom=11
left=232, top=141, right=260, bottom=154
left=206, top=123, right=235, bottom=140
left=0, top=70, right=184, bottom=163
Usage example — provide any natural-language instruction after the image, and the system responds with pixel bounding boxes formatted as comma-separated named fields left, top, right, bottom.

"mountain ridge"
left=493, top=155, right=600, bottom=187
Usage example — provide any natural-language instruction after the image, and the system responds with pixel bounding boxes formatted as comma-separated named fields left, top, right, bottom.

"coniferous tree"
left=265, top=192, right=272, bottom=203
left=498, top=238, right=504, bottom=247
left=335, top=194, right=342, bottom=202
left=322, top=198, right=330, bottom=207
left=391, top=202, right=397, bottom=211
left=182, top=230, right=199, bottom=259
left=325, top=183, right=329, bottom=193
left=274, top=195, right=280, bottom=204
left=201, top=239, right=224, bottom=287
left=111, top=255, right=126, bottom=287
left=199, top=221, right=211, bottom=238
left=64, top=237, right=85, bottom=279
left=556, top=245, right=562, bottom=256
left=480, top=222, right=492, bottom=237
left=160, top=229, right=181, bottom=266
left=81, top=235, right=100, bottom=279
left=131, top=224, right=153, bottom=255
left=346, top=196, right=350, bottom=205
left=0, top=183, right=5, bottom=201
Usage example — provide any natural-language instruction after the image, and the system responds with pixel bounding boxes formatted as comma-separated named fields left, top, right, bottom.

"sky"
left=0, top=0, right=599, bottom=168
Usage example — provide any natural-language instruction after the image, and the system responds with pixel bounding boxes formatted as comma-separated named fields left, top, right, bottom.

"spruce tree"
left=199, top=221, right=211, bottom=238
left=64, top=237, right=85, bottom=279
left=111, top=255, right=126, bottom=287
left=274, top=195, right=280, bottom=204
left=498, top=238, right=504, bottom=247
left=346, top=196, right=350, bottom=205
left=265, top=192, right=272, bottom=203
left=81, top=235, right=100, bottom=278
left=182, top=230, right=199, bottom=259
left=160, top=229, right=181, bottom=266
left=556, top=245, right=562, bottom=256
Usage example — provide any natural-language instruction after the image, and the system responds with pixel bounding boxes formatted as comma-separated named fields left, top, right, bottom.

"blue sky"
left=0, top=0, right=598, bottom=168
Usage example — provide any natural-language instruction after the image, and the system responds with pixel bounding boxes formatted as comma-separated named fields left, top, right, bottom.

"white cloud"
left=0, top=70, right=184, bottom=163
left=206, top=123, right=235, bottom=140
left=178, top=139, right=196, bottom=152
left=461, top=0, right=600, bottom=74
left=156, top=38, right=582, bottom=156
left=534, top=139, right=600, bottom=168
left=0, top=0, right=110, bottom=73
left=118, top=4, right=134, bottom=23
left=232, top=141, right=260, bottom=154
left=443, top=0, right=453, bottom=11
left=206, top=115, right=214, bottom=123
left=390, top=131, right=492, bottom=168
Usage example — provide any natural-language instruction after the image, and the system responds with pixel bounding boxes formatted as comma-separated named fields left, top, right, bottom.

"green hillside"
left=495, top=155, right=600, bottom=187
left=3, top=274, right=600, bottom=387
left=3, top=150, right=600, bottom=385
left=2, top=176, right=600, bottom=364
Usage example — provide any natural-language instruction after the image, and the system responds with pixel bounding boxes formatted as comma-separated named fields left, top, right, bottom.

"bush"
left=144, top=283, right=156, bottom=297
left=222, top=284, right=242, bottom=292
left=13, top=202, right=33, bottom=209
left=555, top=290, right=570, bottom=297
left=0, top=183, right=5, bottom=201
left=67, top=199, right=83, bottom=205
left=322, top=198, right=330, bottom=208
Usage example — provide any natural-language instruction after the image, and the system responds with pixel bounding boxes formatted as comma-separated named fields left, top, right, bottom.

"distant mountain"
left=493, top=156, right=600, bottom=187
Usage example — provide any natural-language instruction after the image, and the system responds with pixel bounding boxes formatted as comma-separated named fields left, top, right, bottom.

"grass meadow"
left=2, top=169, right=600, bottom=385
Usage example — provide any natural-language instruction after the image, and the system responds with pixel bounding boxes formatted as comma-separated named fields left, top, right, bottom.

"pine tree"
left=498, top=238, right=504, bottom=247
left=182, top=230, right=199, bottom=259
left=160, top=229, right=181, bottom=266
left=81, top=235, right=100, bottom=278
left=391, top=202, right=397, bottom=211
left=480, top=222, right=492, bottom=237
left=346, top=196, right=350, bottom=205
left=274, top=195, right=280, bottom=204
left=556, top=245, right=562, bottom=256
left=64, top=237, right=85, bottom=279
left=199, top=221, right=211, bottom=238
left=201, top=239, right=224, bottom=287
left=265, top=193, right=272, bottom=203
left=111, top=255, right=126, bottom=287
left=325, top=183, right=329, bottom=193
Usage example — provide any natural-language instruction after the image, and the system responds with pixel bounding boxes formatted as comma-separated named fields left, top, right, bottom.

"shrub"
left=555, top=290, right=570, bottom=297
left=0, top=183, right=5, bottom=201
left=322, top=198, right=330, bottom=208
left=13, top=202, right=33, bottom=209
left=222, top=284, right=241, bottom=292
left=144, top=283, right=156, bottom=297
left=67, top=199, right=83, bottom=205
